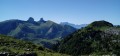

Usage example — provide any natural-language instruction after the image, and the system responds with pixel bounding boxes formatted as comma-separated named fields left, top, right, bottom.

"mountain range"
left=0, top=17, right=76, bottom=48
left=0, top=19, right=120, bottom=56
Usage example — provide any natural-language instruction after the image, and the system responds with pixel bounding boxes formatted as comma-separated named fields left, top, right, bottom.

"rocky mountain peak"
left=27, top=17, right=35, bottom=23
left=39, top=18, right=45, bottom=23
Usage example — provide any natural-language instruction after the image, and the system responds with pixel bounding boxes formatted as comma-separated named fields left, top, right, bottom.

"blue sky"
left=0, top=0, right=120, bottom=25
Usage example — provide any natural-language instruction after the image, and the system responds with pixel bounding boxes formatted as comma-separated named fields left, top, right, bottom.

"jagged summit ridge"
left=27, top=17, right=46, bottom=23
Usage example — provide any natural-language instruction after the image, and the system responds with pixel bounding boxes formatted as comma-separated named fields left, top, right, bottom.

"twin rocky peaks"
left=27, top=17, right=46, bottom=23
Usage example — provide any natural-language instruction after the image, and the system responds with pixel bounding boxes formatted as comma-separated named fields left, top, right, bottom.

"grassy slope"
left=0, top=34, right=68, bottom=56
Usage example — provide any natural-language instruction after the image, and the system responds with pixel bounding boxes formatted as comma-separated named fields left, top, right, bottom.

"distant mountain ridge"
left=0, top=17, right=76, bottom=48
left=60, top=22, right=87, bottom=29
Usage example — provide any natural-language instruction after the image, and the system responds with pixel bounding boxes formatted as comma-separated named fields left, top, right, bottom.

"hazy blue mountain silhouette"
left=60, top=22, right=87, bottom=29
